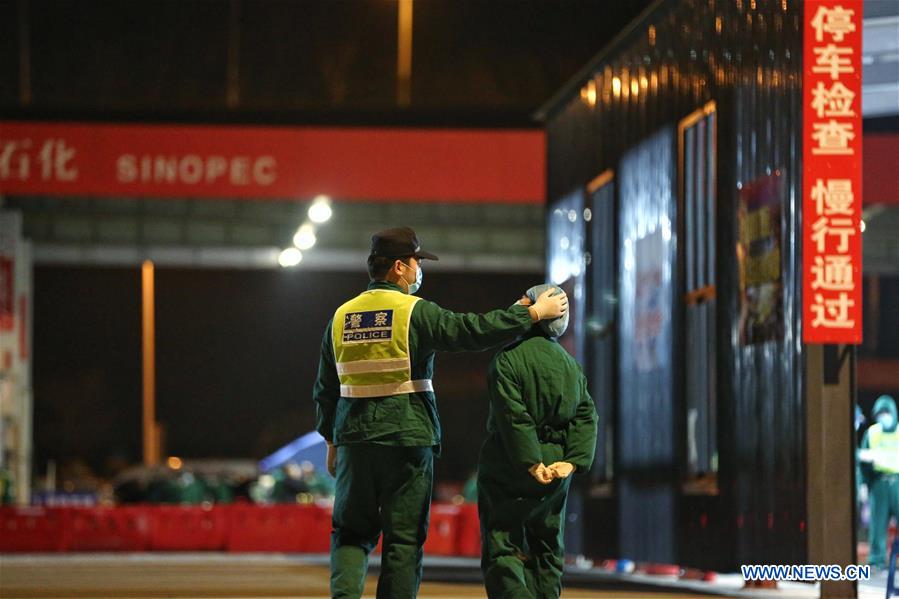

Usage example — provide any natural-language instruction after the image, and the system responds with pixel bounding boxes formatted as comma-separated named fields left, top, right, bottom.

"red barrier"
left=68, top=506, right=152, bottom=551
left=455, top=503, right=481, bottom=557
left=0, top=507, right=69, bottom=552
left=305, top=505, right=332, bottom=553
left=641, top=563, right=681, bottom=576
left=0, top=503, right=479, bottom=555
left=227, top=505, right=322, bottom=553
left=151, top=506, right=228, bottom=551
left=371, top=503, right=468, bottom=557
left=424, top=504, right=459, bottom=556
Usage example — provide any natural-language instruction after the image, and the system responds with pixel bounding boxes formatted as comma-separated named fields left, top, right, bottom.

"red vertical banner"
left=802, top=0, right=863, bottom=344
left=0, top=257, right=13, bottom=331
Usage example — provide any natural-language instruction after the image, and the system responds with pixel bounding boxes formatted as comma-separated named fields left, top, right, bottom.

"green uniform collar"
left=368, top=280, right=406, bottom=293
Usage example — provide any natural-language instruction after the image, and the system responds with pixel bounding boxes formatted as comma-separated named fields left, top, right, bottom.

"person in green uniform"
left=478, top=283, right=597, bottom=599
left=312, top=227, right=568, bottom=599
left=860, top=394, right=899, bottom=570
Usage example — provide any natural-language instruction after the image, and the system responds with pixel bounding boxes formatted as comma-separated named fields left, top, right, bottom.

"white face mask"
left=400, top=260, right=422, bottom=295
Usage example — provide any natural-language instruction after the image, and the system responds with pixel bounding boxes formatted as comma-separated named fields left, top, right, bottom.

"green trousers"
left=867, top=474, right=899, bottom=568
left=330, top=444, right=434, bottom=599
left=478, top=470, right=571, bottom=599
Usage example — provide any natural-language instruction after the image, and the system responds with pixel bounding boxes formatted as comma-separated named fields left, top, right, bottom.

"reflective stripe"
left=340, top=379, right=434, bottom=398
left=335, top=357, right=410, bottom=376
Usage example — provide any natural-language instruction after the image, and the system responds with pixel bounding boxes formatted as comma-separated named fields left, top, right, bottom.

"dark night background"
left=0, top=0, right=651, bottom=125
left=34, top=265, right=538, bottom=481
left=11, top=0, right=655, bottom=485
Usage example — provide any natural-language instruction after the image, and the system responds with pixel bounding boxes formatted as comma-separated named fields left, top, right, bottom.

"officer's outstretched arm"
left=416, top=300, right=534, bottom=353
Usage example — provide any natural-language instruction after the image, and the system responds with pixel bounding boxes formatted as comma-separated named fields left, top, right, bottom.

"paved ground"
left=0, top=554, right=702, bottom=599
left=0, top=554, right=890, bottom=599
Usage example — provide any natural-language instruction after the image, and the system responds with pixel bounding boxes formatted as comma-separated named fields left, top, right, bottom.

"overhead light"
left=278, top=248, right=303, bottom=267
left=308, top=195, right=332, bottom=223
left=293, top=224, right=317, bottom=250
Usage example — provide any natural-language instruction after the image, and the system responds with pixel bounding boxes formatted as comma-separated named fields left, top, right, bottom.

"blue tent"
left=258, top=430, right=330, bottom=476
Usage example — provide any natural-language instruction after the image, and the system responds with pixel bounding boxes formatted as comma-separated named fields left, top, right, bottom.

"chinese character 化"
left=38, top=139, right=78, bottom=182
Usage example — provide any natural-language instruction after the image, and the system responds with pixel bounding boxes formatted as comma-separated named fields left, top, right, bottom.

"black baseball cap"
left=370, top=227, right=439, bottom=261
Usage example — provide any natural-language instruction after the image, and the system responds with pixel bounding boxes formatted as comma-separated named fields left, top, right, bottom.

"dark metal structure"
left=539, top=0, right=806, bottom=570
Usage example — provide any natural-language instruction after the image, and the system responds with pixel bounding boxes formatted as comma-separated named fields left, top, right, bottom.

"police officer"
left=477, top=283, right=597, bottom=599
left=860, top=394, right=899, bottom=570
left=313, top=227, right=567, bottom=599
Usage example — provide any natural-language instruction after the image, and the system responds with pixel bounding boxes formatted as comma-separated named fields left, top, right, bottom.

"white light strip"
left=32, top=244, right=543, bottom=273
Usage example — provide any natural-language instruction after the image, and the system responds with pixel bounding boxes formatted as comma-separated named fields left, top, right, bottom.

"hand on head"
left=528, top=288, right=568, bottom=321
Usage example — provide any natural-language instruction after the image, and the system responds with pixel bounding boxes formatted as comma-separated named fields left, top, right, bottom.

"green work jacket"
left=479, top=331, right=598, bottom=476
left=313, top=280, right=534, bottom=450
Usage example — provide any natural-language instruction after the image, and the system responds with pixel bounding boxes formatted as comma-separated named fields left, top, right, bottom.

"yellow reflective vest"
left=868, top=423, right=899, bottom=475
left=332, top=289, right=433, bottom=398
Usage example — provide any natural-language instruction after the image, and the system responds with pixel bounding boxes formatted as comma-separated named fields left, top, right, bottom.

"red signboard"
left=0, top=258, right=12, bottom=332
left=802, top=0, right=863, bottom=344
left=0, top=122, right=544, bottom=204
